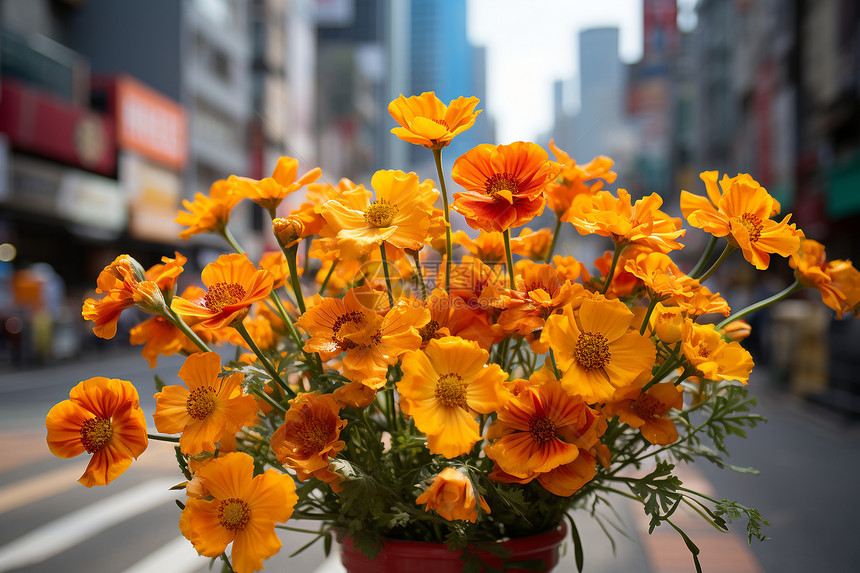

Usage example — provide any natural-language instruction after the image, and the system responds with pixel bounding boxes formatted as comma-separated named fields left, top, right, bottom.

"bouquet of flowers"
left=46, top=92, right=860, bottom=573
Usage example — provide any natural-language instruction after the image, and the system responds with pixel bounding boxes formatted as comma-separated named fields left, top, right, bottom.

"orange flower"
left=388, top=92, right=481, bottom=149
left=681, top=320, right=754, bottom=384
left=81, top=255, right=161, bottom=339
left=680, top=171, right=802, bottom=269
left=605, top=382, right=683, bottom=445
left=497, top=264, right=581, bottom=349
left=46, top=377, right=148, bottom=487
left=171, top=253, right=274, bottom=329
left=593, top=249, right=640, bottom=298
left=415, top=467, right=490, bottom=522
left=153, top=352, right=258, bottom=455
left=270, top=392, right=347, bottom=489
left=484, top=375, right=602, bottom=480
left=647, top=303, right=685, bottom=344
left=179, top=452, right=297, bottom=573
left=624, top=251, right=696, bottom=302
left=790, top=239, right=860, bottom=318
left=511, top=227, right=554, bottom=261
left=565, top=189, right=685, bottom=253
left=319, top=170, right=436, bottom=259
left=176, top=179, right=244, bottom=240
left=452, top=230, right=507, bottom=263
left=398, top=336, right=509, bottom=458
left=420, top=288, right=503, bottom=350
left=451, top=142, right=560, bottom=232
left=259, top=251, right=302, bottom=290
left=144, top=251, right=187, bottom=293
left=553, top=255, right=591, bottom=285
left=543, top=297, right=656, bottom=402
left=231, top=156, right=321, bottom=212
left=294, top=178, right=367, bottom=237
left=545, top=141, right=617, bottom=217
left=296, top=287, right=429, bottom=387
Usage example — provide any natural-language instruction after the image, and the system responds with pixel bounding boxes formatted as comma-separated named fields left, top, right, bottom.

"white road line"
left=120, top=535, right=208, bottom=573
left=0, top=461, right=87, bottom=515
left=0, top=477, right=179, bottom=572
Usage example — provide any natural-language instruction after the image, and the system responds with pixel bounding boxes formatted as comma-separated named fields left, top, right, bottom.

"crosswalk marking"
left=0, top=477, right=179, bottom=572
left=0, top=461, right=87, bottom=515
left=120, top=535, right=209, bottom=573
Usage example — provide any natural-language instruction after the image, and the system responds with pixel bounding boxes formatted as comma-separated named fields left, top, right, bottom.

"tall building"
left=571, top=28, right=631, bottom=170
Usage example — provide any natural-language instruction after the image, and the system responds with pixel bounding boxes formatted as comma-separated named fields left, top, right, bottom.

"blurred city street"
left=1, top=348, right=858, bottom=573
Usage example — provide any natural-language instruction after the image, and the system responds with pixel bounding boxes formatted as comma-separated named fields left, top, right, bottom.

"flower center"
left=204, top=282, right=246, bottom=313
left=297, top=418, right=333, bottom=455
left=731, top=213, right=763, bottom=243
left=435, top=373, right=468, bottom=409
left=431, top=118, right=450, bottom=130
left=419, top=320, right=441, bottom=343
left=218, top=498, right=251, bottom=532
left=633, top=393, right=668, bottom=419
left=364, top=199, right=398, bottom=228
left=574, top=332, right=611, bottom=370
left=79, top=417, right=113, bottom=453
left=528, top=415, right=557, bottom=444
left=186, top=387, right=217, bottom=420
left=484, top=172, right=519, bottom=198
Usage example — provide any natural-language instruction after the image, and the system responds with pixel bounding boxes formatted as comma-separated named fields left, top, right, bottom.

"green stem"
left=251, top=386, right=287, bottom=414
left=411, top=251, right=427, bottom=300
left=640, top=294, right=662, bottom=336
left=318, top=260, right=338, bottom=295
left=165, top=309, right=211, bottom=353
left=697, top=242, right=736, bottom=283
left=548, top=348, right=562, bottom=379
left=600, top=242, right=626, bottom=295
left=284, top=245, right=306, bottom=314
left=689, top=235, right=718, bottom=279
left=386, top=386, right=399, bottom=433
left=545, top=215, right=563, bottom=263
left=147, top=433, right=180, bottom=443
left=379, top=244, right=395, bottom=309
left=502, top=228, right=516, bottom=289
left=431, top=148, right=453, bottom=294
left=219, top=227, right=246, bottom=255
left=233, top=320, right=296, bottom=398
left=268, top=293, right=303, bottom=348
left=716, top=279, right=802, bottom=330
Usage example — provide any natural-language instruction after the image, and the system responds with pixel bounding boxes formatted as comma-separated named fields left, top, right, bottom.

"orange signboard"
left=114, top=76, right=187, bottom=170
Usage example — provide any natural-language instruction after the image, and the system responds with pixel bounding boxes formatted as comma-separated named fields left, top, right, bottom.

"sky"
left=467, top=0, right=644, bottom=143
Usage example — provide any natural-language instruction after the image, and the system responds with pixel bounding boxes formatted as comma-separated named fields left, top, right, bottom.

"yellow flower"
left=398, top=336, right=509, bottom=458
left=179, top=452, right=297, bottom=573
left=415, top=467, right=490, bottom=522
left=175, top=179, right=243, bottom=240
left=388, top=92, right=481, bottom=149
left=565, top=189, right=685, bottom=253
left=545, top=141, right=617, bottom=217
left=46, top=377, right=148, bottom=487
left=171, top=253, right=274, bottom=329
left=319, top=170, right=435, bottom=259
left=605, top=382, right=683, bottom=445
left=790, top=239, right=860, bottom=318
left=231, top=156, right=321, bottom=212
left=543, top=297, right=656, bottom=402
left=681, top=320, right=754, bottom=384
left=296, top=287, right=429, bottom=387
left=270, top=392, right=347, bottom=490
left=153, top=352, right=258, bottom=455
left=681, top=171, right=803, bottom=269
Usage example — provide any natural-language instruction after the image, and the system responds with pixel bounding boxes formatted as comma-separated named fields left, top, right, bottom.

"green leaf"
left=667, top=520, right=702, bottom=573
left=564, top=513, right=584, bottom=573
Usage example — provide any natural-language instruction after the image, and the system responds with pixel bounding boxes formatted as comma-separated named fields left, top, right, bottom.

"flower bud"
left=132, top=281, right=168, bottom=315
left=652, top=304, right=684, bottom=344
left=273, top=216, right=305, bottom=248
left=721, top=319, right=751, bottom=341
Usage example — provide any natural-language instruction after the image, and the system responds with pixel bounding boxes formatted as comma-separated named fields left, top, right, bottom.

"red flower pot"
left=339, top=521, right=568, bottom=573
